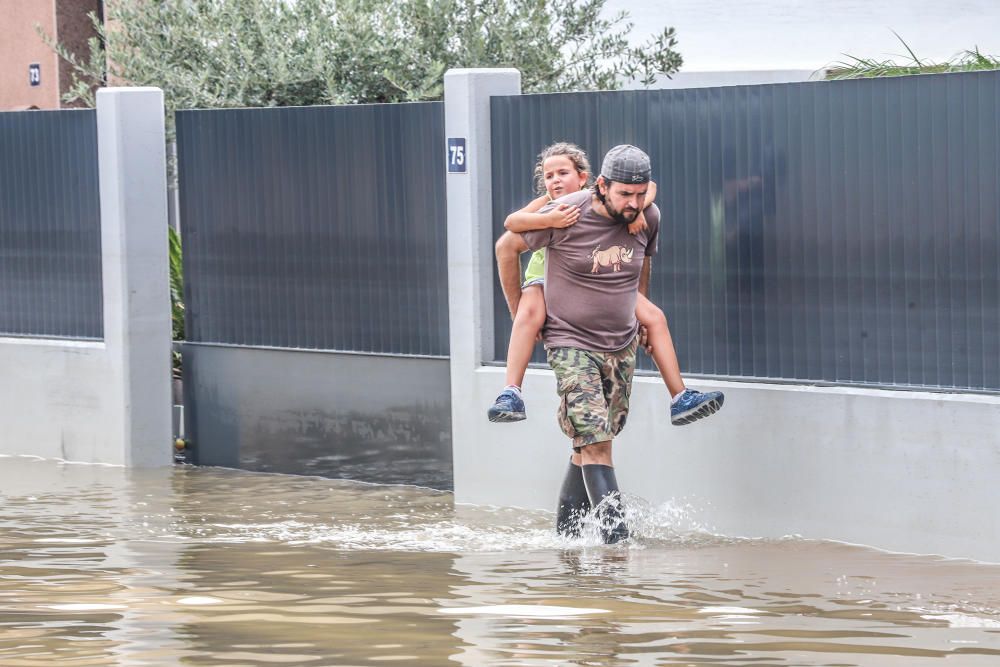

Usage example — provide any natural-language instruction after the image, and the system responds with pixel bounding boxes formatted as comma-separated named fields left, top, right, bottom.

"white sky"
left=603, top=0, right=1000, bottom=71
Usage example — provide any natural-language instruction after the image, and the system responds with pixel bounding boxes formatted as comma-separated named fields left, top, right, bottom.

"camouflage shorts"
left=546, top=337, right=638, bottom=451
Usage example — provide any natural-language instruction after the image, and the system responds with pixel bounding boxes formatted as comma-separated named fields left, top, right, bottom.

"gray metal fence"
left=491, top=71, right=1000, bottom=392
left=177, top=102, right=448, bottom=356
left=0, top=110, right=103, bottom=339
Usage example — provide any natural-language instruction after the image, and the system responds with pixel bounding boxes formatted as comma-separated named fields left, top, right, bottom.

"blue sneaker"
left=487, top=389, right=526, bottom=423
left=671, top=389, right=724, bottom=425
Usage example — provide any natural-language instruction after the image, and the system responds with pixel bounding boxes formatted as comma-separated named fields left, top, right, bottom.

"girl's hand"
left=639, top=325, right=652, bottom=353
left=545, top=203, right=580, bottom=228
left=627, top=212, right=648, bottom=235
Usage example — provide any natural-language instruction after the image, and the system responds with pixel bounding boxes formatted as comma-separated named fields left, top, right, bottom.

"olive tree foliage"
left=44, top=0, right=682, bottom=112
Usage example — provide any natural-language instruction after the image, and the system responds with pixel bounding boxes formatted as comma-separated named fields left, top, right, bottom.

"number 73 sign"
left=447, top=138, right=467, bottom=173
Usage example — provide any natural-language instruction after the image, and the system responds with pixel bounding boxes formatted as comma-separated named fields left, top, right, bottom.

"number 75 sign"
left=447, top=138, right=467, bottom=174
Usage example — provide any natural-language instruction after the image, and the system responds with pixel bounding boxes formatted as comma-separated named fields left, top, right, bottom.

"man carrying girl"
left=493, top=143, right=724, bottom=543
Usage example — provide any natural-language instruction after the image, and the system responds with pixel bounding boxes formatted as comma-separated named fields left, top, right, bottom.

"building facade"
left=1, top=0, right=102, bottom=111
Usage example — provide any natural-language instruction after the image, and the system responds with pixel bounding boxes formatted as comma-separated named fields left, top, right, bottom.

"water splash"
left=172, top=493, right=727, bottom=553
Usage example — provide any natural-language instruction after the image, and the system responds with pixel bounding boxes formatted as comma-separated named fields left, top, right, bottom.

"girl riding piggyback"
left=488, top=142, right=723, bottom=426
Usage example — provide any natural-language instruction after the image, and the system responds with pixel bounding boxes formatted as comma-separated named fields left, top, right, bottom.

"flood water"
left=2, top=456, right=1000, bottom=666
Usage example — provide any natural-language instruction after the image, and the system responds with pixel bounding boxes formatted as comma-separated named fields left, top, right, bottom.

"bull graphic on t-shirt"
left=590, top=245, right=634, bottom=273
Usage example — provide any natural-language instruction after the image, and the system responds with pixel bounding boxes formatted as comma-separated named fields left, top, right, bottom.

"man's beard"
left=594, top=186, right=638, bottom=225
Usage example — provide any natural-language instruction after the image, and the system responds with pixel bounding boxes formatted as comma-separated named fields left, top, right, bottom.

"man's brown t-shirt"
left=521, top=189, right=660, bottom=352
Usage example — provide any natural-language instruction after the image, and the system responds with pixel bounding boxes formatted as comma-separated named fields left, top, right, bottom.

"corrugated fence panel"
left=0, top=110, right=103, bottom=339
left=491, top=71, right=1000, bottom=391
left=177, top=102, right=448, bottom=356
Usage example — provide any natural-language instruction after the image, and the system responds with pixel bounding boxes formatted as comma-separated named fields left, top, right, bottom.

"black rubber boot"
left=581, top=464, right=630, bottom=544
left=556, top=459, right=591, bottom=537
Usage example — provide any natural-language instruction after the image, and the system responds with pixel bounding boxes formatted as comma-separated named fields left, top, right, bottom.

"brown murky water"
left=2, top=456, right=999, bottom=666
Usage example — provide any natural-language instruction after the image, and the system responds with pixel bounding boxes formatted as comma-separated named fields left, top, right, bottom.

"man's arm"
left=495, top=231, right=531, bottom=319
left=639, top=256, right=652, bottom=298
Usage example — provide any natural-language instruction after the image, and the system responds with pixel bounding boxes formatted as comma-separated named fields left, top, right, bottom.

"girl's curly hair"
left=533, top=142, right=592, bottom=196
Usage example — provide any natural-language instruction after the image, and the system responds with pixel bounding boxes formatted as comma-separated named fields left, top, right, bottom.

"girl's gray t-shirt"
left=521, top=189, right=660, bottom=353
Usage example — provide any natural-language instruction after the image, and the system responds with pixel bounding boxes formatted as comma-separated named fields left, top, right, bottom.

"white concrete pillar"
left=97, top=87, right=172, bottom=466
left=444, top=69, right=520, bottom=500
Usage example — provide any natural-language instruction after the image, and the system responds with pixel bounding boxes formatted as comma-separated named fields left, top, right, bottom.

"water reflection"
left=2, top=456, right=999, bottom=666
left=447, top=545, right=1000, bottom=665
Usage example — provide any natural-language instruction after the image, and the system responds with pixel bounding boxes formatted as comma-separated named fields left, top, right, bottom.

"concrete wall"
left=445, top=69, right=1000, bottom=563
left=464, top=368, right=1000, bottom=561
left=0, top=88, right=172, bottom=467
left=0, top=338, right=114, bottom=460
left=183, top=344, right=453, bottom=490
